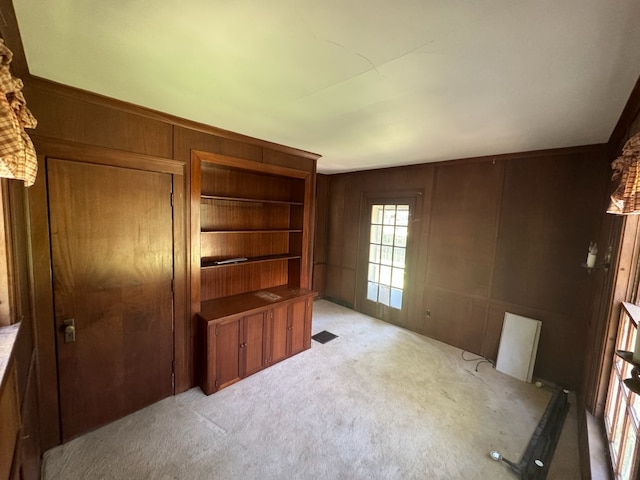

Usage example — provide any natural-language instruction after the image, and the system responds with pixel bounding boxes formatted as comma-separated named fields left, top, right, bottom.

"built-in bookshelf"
left=190, top=151, right=316, bottom=394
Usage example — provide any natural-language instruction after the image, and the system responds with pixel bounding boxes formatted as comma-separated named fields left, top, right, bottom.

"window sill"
left=0, top=322, right=20, bottom=392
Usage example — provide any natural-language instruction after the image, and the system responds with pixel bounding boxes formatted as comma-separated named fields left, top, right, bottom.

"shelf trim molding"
left=201, top=194, right=303, bottom=206
left=193, top=150, right=310, bottom=179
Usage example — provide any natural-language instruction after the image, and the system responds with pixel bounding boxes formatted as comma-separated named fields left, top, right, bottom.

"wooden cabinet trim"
left=193, top=150, right=311, bottom=179
left=32, top=135, right=184, bottom=175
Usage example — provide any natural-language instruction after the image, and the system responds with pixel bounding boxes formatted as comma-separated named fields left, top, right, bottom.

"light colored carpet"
left=42, top=299, right=580, bottom=479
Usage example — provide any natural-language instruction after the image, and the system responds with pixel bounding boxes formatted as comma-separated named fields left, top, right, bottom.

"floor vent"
left=311, top=330, right=338, bottom=344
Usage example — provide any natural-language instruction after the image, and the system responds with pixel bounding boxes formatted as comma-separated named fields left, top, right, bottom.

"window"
left=604, top=305, right=640, bottom=479
left=604, top=216, right=640, bottom=479
left=366, top=204, right=408, bottom=310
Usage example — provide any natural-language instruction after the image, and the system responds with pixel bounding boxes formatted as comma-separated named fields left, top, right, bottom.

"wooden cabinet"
left=192, top=151, right=316, bottom=395
left=0, top=364, right=19, bottom=480
left=265, top=296, right=312, bottom=366
left=199, top=288, right=315, bottom=395
left=203, top=311, right=266, bottom=392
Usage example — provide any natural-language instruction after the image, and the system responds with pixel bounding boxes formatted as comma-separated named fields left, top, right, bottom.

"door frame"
left=355, top=190, right=423, bottom=327
left=27, top=136, right=187, bottom=450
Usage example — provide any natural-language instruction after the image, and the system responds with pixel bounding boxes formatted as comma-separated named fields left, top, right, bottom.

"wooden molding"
left=31, top=135, right=185, bottom=175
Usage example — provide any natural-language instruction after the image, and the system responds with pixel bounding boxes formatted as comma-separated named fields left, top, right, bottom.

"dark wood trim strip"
left=194, top=150, right=311, bottom=179
left=31, top=135, right=184, bottom=175
left=331, top=143, right=610, bottom=176
left=27, top=154, right=60, bottom=450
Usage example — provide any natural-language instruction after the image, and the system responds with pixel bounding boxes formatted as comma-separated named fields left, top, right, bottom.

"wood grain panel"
left=242, top=313, right=265, bottom=377
left=492, top=152, right=608, bottom=316
left=263, top=148, right=316, bottom=173
left=201, top=162, right=305, bottom=202
left=313, top=175, right=330, bottom=298
left=24, top=85, right=173, bottom=158
left=326, top=176, right=347, bottom=268
left=213, top=319, right=241, bottom=390
left=269, top=304, right=289, bottom=365
left=426, top=160, right=502, bottom=296
left=324, top=265, right=342, bottom=300
left=420, top=288, right=488, bottom=355
left=201, top=262, right=288, bottom=301
left=200, top=232, right=290, bottom=259
left=201, top=200, right=291, bottom=231
left=290, top=300, right=307, bottom=355
left=421, top=287, right=473, bottom=348
left=0, top=366, right=19, bottom=480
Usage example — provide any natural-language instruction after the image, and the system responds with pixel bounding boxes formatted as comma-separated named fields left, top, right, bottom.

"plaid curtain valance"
left=608, top=132, right=640, bottom=215
left=0, top=39, right=37, bottom=187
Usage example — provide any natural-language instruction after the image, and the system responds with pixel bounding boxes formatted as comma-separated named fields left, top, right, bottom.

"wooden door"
left=241, top=312, right=265, bottom=377
left=268, top=305, right=289, bottom=365
left=356, top=197, right=417, bottom=327
left=214, top=319, right=241, bottom=390
left=48, top=159, right=174, bottom=441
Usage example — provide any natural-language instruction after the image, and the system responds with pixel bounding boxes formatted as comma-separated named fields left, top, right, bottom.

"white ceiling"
left=12, top=0, right=640, bottom=173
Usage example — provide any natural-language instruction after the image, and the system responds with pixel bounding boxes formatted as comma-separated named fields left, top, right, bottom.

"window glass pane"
left=390, top=288, right=403, bottom=309
left=368, top=263, right=379, bottom=283
left=393, top=247, right=406, bottom=267
left=369, top=244, right=381, bottom=263
left=383, top=205, right=396, bottom=225
left=371, top=205, right=384, bottom=224
left=391, top=268, right=404, bottom=288
left=394, top=226, right=407, bottom=247
left=379, top=285, right=390, bottom=306
left=621, top=420, right=636, bottom=479
left=367, top=203, right=411, bottom=310
left=379, top=265, right=392, bottom=285
left=380, top=246, right=393, bottom=266
left=606, top=376, right=620, bottom=434
left=396, top=205, right=409, bottom=226
left=382, top=225, right=395, bottom=245
left=370, top=225, right=382, bottom=244
left=367, top=282, right=378, bottom=302
left=613, top=395, right=625, bottom=459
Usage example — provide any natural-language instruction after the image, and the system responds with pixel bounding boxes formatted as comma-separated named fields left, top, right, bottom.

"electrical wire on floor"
left=461, top=351, right=495, bottom=372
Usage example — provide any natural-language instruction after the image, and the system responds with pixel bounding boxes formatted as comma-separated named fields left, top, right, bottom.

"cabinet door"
left=214, top=319, right=241, bottom=390
left=241, top=312, right=266, bottom=377
left=268, top=305, right=289, bottom=365
left=289, top=299, right=311, bottom=356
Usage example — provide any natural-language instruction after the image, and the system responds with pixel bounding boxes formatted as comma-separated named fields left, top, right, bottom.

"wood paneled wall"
left=319, top=147, right=611, bottom=390
left=16, top=76, right=317, bottom=453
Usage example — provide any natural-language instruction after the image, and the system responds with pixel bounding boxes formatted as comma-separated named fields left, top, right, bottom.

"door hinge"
left=215, top=379, right=219, bottom=388
left=170, top=192, right=174, bottom=206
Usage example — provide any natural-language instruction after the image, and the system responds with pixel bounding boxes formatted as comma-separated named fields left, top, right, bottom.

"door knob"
left=62, top=318, right=76, bottom=343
